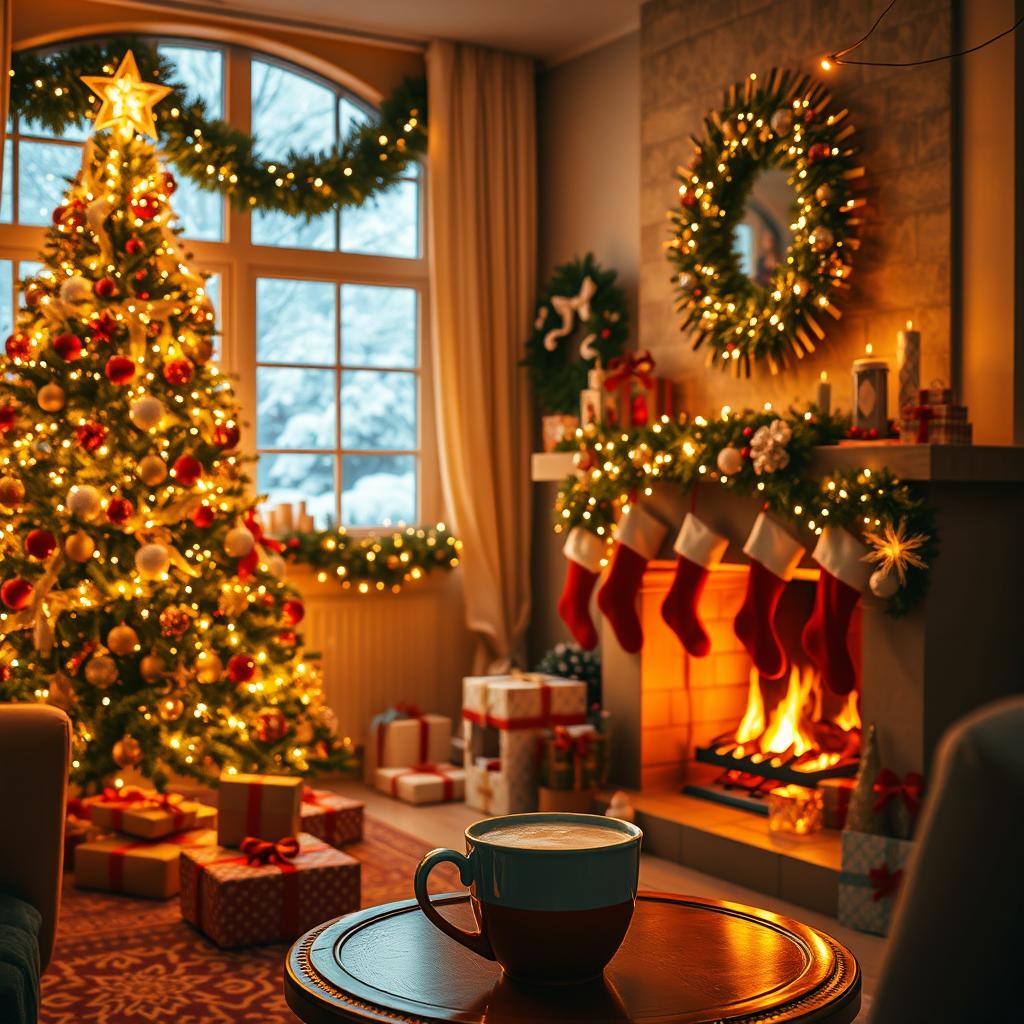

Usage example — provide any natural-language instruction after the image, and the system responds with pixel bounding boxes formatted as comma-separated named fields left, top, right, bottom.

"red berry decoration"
left=53, top=333, right=83, bottom=361
left=0, top=405, right=16, bottom=433
left=255, top=708, right=287, bottom=743
left=171, top=454, right=203, bottom=487
left=600, top=328, right=611, bottom=340
left=105, top=356, right=136, bottom=385
left=130, top=195, right=160, bottom=221
left=213, top=422, right=240, bottom=449
left=1, top=577, right=33, bottom=610
left=5, top=334, right=31, bottom=361
left=94, top=277, right=118, bottom=299
left=75, top=422, right=108, bottom=452
left=740, top=446, right=752, bottom=459
left=106, top=497, right=134, bottom=526
left=191, top=504, right=215, bottom=528
left=24, top=529, right=57, bottom=560
left=163, top=359, right=194, bottom=386
left=282, top=599, right=305, bottom=626
left=227, top=654, right=257, bottom=684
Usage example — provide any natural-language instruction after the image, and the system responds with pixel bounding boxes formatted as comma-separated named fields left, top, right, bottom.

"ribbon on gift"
left=241, top=835, right=300, bottom=866
left=868, top=862, right=904, bottom=902
left=106, top=829, right=209, bottom=892
left=872, top=769, right=925, bottom=818
left=96, top=787, right=190, bottom=832
left=604, top=350, right=657, bottom=428
left=462, top=679, right=586, bottom=731
left=543, top=276, right=597, bottom=355
left=389, top=763, right=456, bottom=802
left=372, top=703, right=428, bottom=766
left=906, top=405, right=933, bottom=444
left=237, top=509, right=285, bottom=579
left=301, top=787, right=344, bottom=840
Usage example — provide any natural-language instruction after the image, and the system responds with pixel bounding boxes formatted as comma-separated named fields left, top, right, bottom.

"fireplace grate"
left=693, top=733, right=859, bottom=788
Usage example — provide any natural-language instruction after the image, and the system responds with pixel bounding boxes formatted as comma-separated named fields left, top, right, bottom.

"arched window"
left=0, top=38, right=430, bottom=529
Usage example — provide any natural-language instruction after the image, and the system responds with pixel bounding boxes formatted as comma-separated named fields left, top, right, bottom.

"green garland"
left=281, top=525, right=460, bottom=592
left=667, top=69, right=863, bottom=376
left=522, top=254, right=629, bottom=414
left=10, top=38, right=426, bottom=217
left=554, top=408, right=936, bottom=616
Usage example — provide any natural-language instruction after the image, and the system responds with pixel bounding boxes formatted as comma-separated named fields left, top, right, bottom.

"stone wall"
left=640, top=0, right=954, bottom=415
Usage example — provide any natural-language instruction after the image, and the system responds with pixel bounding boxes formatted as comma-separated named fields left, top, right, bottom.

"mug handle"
left=414, top=848, right=495, bottom=960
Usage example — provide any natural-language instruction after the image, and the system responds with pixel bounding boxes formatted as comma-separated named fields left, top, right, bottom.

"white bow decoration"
left=543, top=276, right=598, bottom=355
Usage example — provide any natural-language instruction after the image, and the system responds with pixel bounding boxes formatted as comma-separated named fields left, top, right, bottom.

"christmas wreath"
left=10, top=38, right=426, bottom=217
left=667, top=69, right=864, bottom=376
left=522, top=254, right=629, bottom=414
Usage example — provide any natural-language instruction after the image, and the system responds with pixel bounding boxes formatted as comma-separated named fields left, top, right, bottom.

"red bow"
left=101, top=786, right=156, bottom=806
left=301, top=787, right=322, bottom=805
left=240, top=835, right=299, bottom=866
left=872, top=769, right=925, bottom=818
left=552, top=726, right=592, bottom=759
left=907, top=406, right=933, bottom=444
left=237, top=509, right=284, bottom=578
left=604, top=350, right=656, bottom=390
left=868, top=863, right=904, bottom=901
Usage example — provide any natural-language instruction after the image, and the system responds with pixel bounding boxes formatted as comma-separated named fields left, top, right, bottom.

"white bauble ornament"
left=85, top=654, right=118, bottom=688
left=716, top=446, right=743, bottom=476
left=65, top=530, right=95, bottom=562
left=67, top=485, right=102, bottom=518
left=86, top=195, right=114, bottom=232
left=265, top=554, right=287, bottom=579
left=37, top=383, right=66, bottom=412
left=60, top=275, right=92, bottom=304
left=770, top=108, right=794, bottom=135
left=129, top=396, right=166, bottom=431
left=224, top=526, right=255, bottom=558
left=869, top=568, right=900, bottom=599
left=137, top=454, right=168, bottom=486
left=135, top=543, right=170, bottom=579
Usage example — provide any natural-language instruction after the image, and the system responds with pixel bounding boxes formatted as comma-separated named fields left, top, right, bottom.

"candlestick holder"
left=852, top=354, right=889, bottom=435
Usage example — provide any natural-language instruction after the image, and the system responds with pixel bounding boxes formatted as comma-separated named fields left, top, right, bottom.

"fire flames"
left=726, top=666, right=861, bottom=774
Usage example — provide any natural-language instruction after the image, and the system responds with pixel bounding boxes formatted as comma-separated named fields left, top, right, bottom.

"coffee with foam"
left=481, top=821, right=631, bottom=851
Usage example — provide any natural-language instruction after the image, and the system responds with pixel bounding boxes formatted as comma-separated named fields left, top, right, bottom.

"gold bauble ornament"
left=135, top=542, right=170, bottom=579
left=0, top=476, right=25, bottom=506
left=218, top=589, right=249, bottom=618
left=187, top=336, right=214, bottom=364
left=810, top=226, right=835, bottom=252
left=224, top=526, right=256, bottom=558
left=716, top=446, right=743, bottom=476
left=31, top=439, right=52, bottom=460
left=158, top=697, right=184, bottom=722
left=37, top=383, right=66, bottom=412
left=140, top=653, right=167, bottom=682
left=107, top=624, right=139, bottom=656
left=770, top=107, right=794, bottom=135
left=113, top=734, right=143, bottom=767
left=129, top=395, right=166, bottom=431
left=137, top=454, right=168, bottom=486
left=24, top=281, right=45, bottom=309
left=194, top=650, right=224, bottom=684
left=67, top=484, right=102, bottom=518
left=295, top=720, right=314, bottom=744
left=815, top=183, right=835, bottom=204
left=85, top=654, right=119, bottom=688
left=65, top=530, right=95, bottom=563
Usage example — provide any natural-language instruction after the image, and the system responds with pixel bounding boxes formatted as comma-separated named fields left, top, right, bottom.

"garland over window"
left=10, top=38, right=427, bottom=217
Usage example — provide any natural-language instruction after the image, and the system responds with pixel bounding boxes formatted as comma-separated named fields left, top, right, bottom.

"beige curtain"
left=427, top=41, right=536, bottom=673
left=0, top=0, right=10, bottom=198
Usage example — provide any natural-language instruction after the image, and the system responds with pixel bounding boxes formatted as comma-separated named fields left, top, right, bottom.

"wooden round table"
left=285, top=892, right=861, bottom=1023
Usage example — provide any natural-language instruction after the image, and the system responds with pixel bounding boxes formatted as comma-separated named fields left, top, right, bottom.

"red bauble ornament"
left=680, top=192, right=696, bottom=208
left=75, top=422, right=108, bottom=452
left=1, top=577, right=33, bottom=610
left=105, top=356, right=136, bottom=385
left=282, top=599, right=305, bottom=626
left=278, top=629, right=297, bottom=647
left=24, top=529, right=57, bottom=560
left=191, top=504, right=215, bottom=528
left=600, top=328, right=611, bottom=340
left=163, top=172, right=178, bottom=195
left=106, top=497, right=134, bottom=526
left=163, top=359, right=194, bottom=386
left=255, top=708, right=287, bottom=743
left=807, top=143, right=831, bottom=164
left=94, top=277, right=118, bottom=299
left=213, top=423, right=240, bottom=449
left=130, top=195, right=160, bottom=222
left=172, top=455, right=203, bottom=487
left=740, top=446, right=751, bottom=459
left=52, top=200, right=84, bottom=229
left=227, top=654, right=257, bottom=684
left=742, top=426, right=754, bottom=438
left=0, top=405, right=16, bottom=433
left=125, top=236, right=144, bottom=255
left=5, top=334, right=31, bottom=361
left=90, top=312, right=118, bottom=343
left=53, top=333, right=83, bottom=361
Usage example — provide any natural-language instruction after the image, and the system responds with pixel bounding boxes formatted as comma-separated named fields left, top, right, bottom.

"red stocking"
left=556, top=527, right=605, bottom=650
left=661, top=514, right=728, bottom=657
left=734, top=513, right=805, bottom=679
left=802, top=527, right=870, bottom=695
left=597, top=504, right=667, bottom=653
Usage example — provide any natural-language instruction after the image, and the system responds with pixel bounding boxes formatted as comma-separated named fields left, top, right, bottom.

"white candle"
left=278, top=503, right=294, bottom=533
left=897, top=320, right=921, bottom=415
left=852, top=343, right=889, bottom=435
left=816, top=370, right=831, bottom=415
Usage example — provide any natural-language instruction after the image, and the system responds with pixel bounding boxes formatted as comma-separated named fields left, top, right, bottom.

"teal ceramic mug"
left=414, top=812, right=642, bottom=984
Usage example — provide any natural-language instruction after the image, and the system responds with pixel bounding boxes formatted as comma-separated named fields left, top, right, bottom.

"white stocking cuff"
left=812, top=527, right=871, bottom=592
left=615, top=503, right=668, bottom=560
left=743, top=512, right=805, bottom=581
left=563, top=527, right=605, bottom=573
left=674, top=514, right=729, bottom=569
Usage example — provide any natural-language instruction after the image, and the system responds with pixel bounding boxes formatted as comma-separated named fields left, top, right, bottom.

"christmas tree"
left=0, top=53, right=352, bottom=790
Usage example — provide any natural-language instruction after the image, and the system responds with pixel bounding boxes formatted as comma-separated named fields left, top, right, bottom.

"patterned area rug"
left=41, top=816, right=460, bottom=1024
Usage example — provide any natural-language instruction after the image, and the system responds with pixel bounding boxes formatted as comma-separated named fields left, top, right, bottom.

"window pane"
left=258, top=452, right=335, bottom=529
left=341, top=180, right=419, bottom=258
left=172, top=176, right=224, bottom=241
left=252, top=208, right=335, bottom=251
left=341, top=285, right=417, bottom=368
left=256, top=278, right=335, bottom=364
left=203, top=273, right=221, bottom=358
left=342, top=454, right=416, bottom=527
left=339, top=97, right=369, bottom=136
left=341, top=370, right=415, bottom=450
left=0, top=260, right=12, bottom=340
left=20, top=110, right=91, bottom=142
left=256, top=366, right=335, bottom=449
left=18, top=142, right=81, bottom=226
left=158, top=44, right=224, bottom=118
left=252, top=60, right=334, bottom=158
left=1, top=147, right=13, bottom=222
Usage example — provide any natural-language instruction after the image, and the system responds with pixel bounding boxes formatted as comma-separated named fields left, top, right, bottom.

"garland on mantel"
left=10, top=38, right=426, bottom=217
left=280, top=525, right=461, bottom=593
left=553, top=408, right=936, bottom=616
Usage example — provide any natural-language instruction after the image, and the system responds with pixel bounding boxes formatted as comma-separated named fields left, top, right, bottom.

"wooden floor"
left=325, top=780, right=885, bottom=1017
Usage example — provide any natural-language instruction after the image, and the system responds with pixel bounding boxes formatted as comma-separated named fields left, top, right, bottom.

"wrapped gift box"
left=539, top=724, right=607, bottom=792
left=465, top=762, right=516, bottom=817
left=375, top=763, right=466, bottom=804
left=75, top=828, right=217, bottom=899
left=217, top=773, right=302, bottom=848
left=194, top=803, right=218, bottom=830
left=180, top=832, right=360, bottom=948
left=820, top=778, right=856, bottom=830
left=371, top=711, right=451, bottom=771
left=89, top=787, right=199, bottom=840
left=837, top=829, right=914, bottom=936
left=301, top=788, right=363, bottom=846
left=462, top=674, right=586, bottom=730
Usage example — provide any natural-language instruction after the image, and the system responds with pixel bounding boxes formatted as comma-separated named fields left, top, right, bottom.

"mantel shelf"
left=531, top=444, right=1024, bottom=484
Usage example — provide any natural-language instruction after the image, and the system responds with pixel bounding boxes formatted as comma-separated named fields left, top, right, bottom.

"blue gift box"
left=837, top=829, right=914, bottom=936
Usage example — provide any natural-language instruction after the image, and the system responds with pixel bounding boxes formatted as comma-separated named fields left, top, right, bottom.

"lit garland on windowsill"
left=553, top=407, right=936, bottom=616
left=280, top=524, right=461, bottom=594
left=10, top=38, right=427, bottom=217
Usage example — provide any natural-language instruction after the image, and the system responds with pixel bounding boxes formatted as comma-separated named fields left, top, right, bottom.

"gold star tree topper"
left=81, top=51, right=172, bottom=140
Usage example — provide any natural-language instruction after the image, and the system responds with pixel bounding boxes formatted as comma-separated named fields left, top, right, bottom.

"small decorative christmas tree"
left=0, top=52, right=351, bottom=789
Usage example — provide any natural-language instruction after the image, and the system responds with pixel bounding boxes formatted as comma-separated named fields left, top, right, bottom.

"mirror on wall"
left=732, top=169, right=793, bottom=289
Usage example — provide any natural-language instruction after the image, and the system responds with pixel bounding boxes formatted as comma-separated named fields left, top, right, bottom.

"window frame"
left=0, top=35, right=436, bottom=532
